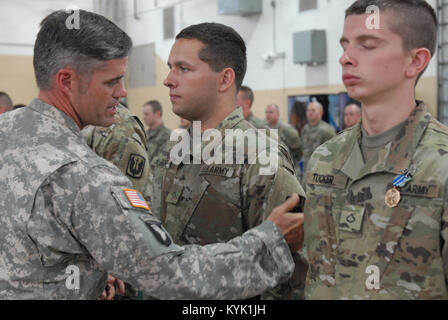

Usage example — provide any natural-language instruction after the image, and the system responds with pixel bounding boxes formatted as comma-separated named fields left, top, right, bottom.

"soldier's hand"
left=267, top=194, right=304, bottom=252
left=99, top=275, right=126, bottom=300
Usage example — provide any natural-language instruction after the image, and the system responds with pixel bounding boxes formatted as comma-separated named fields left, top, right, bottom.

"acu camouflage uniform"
left=305, top=102, right=448, bottom=299
left=301, top=120, right=336, bottom=177
left=82, top=104, right=151, bottom=201
left=82, top=104, right=151, bottom=299
left=146, top=123, right=171, bottom=169
left=152, top=108, right=308, bottom=300
left=0, top=99, right=296, bottom=299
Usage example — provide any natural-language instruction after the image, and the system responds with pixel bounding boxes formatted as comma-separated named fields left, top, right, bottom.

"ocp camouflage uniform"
left=246, top=112, right=269, bottom=130
left=82, top=104, right=151, bottom=202
left=301, top=120, right=336, bottom=178
left=0, top=99, right=296, bottom=299
left=268, top=120, right=302, bottom=166
left=152, top=108, right=308, bottom=300
left=146, top=123, right=171, bottom=169
left=304, top=102, right=448, bottom=299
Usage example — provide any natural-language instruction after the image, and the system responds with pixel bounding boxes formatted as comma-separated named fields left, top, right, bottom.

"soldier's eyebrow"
left=340, top=34, right=385, bottom=46
left=104, top=75, right=124, bottom=84
left=167, top=60, right=193, bottom=69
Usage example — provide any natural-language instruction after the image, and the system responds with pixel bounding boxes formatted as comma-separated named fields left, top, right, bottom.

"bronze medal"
left=385, top=187, right=401, bottom=208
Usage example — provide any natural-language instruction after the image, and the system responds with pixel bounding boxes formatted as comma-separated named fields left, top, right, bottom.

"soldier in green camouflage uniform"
left=301, top=102, right=336, bottom=179
left=0, top=9, right=304, bottom=300
left=237, top=85, right=269, bottom=130
left=142, top=100, right=172, bottom=167
left=265, top=103, right=302, bottom=165
left=82, top=104, right=151, bottom=201
left=305, top=0, right=448, bottom=299
left=159, top=23, right=308, bottom=300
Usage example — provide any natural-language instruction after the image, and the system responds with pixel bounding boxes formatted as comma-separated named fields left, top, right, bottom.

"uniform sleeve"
left=442, top=178, right=448, bottom=284
left=241, top=147, right=304, bottom=229
left=286, top=128, right=303, bottom=163
left=72, top=165, right=294, bottom=299
left=240, top=147, right=307, bottom=300
left=87, top=120, right=151, bottom=202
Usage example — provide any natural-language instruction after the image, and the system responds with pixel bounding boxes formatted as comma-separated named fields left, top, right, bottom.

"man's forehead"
left=168, top=38, right=204, bottom=61
left=342, top=12, right=394, bottom=39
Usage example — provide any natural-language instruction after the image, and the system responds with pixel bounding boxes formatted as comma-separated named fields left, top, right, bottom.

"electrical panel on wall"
left=293, top=30, right=327, bottom=66
left=299, top=0, right=317, bottom=12
left=163, top=6, right=175, bottom=40
left=128, top=43, right=156, bottom=88
left=218, top=0, right=262, bottom=16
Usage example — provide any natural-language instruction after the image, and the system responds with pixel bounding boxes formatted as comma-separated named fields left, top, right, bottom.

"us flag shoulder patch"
left=123, top=188, right=150, bottom=211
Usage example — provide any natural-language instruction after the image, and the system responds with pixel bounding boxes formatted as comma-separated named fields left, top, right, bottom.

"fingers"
left=106, top=283, right=115, bottom=300
left=117, top=279, right=126, bottom=295
left=279, top=193, right=300, bottom=213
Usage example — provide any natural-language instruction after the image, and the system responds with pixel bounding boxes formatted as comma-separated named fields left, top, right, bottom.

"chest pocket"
left=182, top=165, right=242, bottom=245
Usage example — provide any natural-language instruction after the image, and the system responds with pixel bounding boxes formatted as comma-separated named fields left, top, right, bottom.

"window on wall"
left=299, top=0, right=317, bottom=12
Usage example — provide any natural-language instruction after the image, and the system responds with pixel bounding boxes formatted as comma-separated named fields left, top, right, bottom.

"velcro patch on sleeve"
left=123, top=188, right=150, bottom=211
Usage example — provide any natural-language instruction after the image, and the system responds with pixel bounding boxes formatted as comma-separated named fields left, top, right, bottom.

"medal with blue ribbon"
left=385, top=165, right=415, bottom=208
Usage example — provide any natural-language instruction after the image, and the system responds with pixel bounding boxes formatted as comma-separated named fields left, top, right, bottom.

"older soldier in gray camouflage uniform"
left=305, top=0, right=448, bottom=299
left=0, top=9, right=305, bottom=300
left=82, top=103, right=151, bottom=299
left=301, top=101, right=336, bottom=178
left=157, top=23, right=308, bottom=300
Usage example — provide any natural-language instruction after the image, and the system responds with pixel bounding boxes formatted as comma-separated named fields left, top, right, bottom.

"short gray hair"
left=33, top=10, right=133, bottom=90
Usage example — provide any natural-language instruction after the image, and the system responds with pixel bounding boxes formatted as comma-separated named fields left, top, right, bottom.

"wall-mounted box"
left=218, top=0, right=262, bottom=16
left=128, top=43, right=156, bottom=88
left=293, top=30, right=327, bottom=66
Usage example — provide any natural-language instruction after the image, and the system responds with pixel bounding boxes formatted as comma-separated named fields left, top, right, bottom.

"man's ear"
left=217, top=67, right=235, bottom=93
left=54, top=68, right=76, bottom=95
left=405, top=47, right=432, bottom=78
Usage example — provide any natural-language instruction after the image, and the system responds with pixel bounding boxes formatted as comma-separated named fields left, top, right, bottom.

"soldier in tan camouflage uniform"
left=305, top=0, right=448, bottom=299
left=265, top=103, right=302, bottom=166
left=301, top=101, right=336, bottom=178
left=236, top=85, right=269, bottom=130
left=82, top=104, right=151, bottom=202
left=0, top=9, right=305, bottom=300
left=142, top=100, right=172, bottom=168
left=157, top=22, right=308, bottom=300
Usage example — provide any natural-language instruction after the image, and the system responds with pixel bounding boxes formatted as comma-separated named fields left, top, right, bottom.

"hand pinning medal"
left=385, top=165, right=415, bottom=208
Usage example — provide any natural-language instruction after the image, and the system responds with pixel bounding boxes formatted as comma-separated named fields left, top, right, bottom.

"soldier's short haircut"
left=345, top=99, right=361, bottom=110
left=267, top=103, right=280, bottom=112
left=145, top=100, right=163, bottom=117
left=176, top=23, right=247, bottom=92
left=0, top=92, right=13, bottom=111
left=308, top=101, right=323, bottom=114
left=34, top=10, right=133, bottom=90
left=239, top=85, right=254, bottom=106
left=346, top=0, right=437, bottom=81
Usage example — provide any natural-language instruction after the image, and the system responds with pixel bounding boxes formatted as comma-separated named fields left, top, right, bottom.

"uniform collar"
left=338, top=101, right=431, bottom=181
left=29, top=98, right=81, bottom=137
left=174, top=108, right=244, bottom=165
